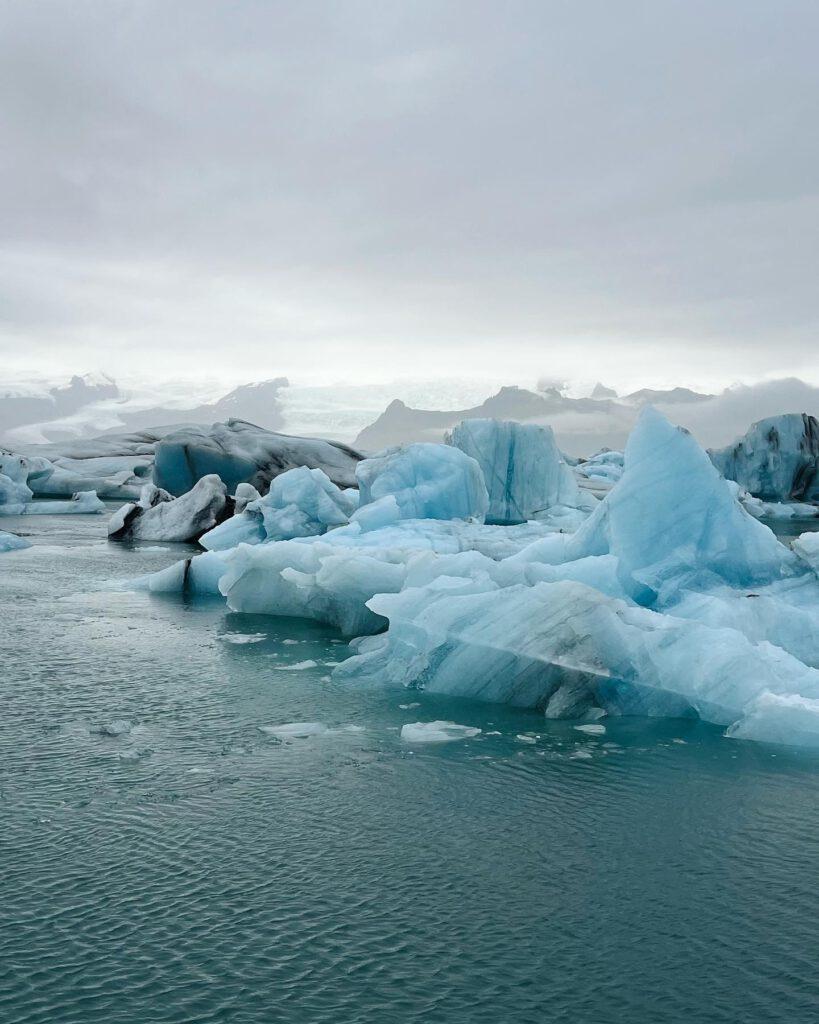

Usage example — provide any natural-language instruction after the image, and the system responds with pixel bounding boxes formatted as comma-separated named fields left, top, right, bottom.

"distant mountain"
left=354, top=378, right=819, bottom=455
left=0, top=376, right=289, bottom=443
left=355, top=386, right=617, bottom=451
left=623, top=386, right=713, bottom=406
left=116, top=378, right=289, bottom=433
left=0, top=373, right=118, bottom=436
left=591, top=383, right=618, bottom=399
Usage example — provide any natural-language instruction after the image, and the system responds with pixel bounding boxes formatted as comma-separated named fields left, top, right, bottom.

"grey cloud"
left=1, top=0, right=817, bottom=384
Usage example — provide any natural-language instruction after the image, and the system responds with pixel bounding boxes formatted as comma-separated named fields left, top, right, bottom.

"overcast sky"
left=1, top=0, right=818, bottom=389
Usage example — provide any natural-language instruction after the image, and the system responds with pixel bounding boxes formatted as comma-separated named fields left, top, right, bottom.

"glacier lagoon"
left=2, top=508, right=819, bottom=1024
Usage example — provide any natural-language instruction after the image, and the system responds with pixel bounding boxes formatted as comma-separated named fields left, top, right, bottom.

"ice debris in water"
left=259, top=722, right=364, bottom=739
left=220, top=633, right=267, bottom=644
left=574, top=723, right=606, bottom=735
left=276, top=659, right=318, bottom=671
left=400, top=721, right=482, bottom=743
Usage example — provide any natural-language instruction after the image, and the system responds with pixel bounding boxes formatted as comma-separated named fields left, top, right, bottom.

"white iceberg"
left=400, top=721, right=481, bottom=743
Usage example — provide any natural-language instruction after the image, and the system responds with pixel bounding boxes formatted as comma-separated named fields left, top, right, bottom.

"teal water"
left=2, top=512, right=819, bottom=1024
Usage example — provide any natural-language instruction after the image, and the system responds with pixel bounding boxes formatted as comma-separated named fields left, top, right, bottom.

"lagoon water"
left=2, top=512, right=819, bottom=1024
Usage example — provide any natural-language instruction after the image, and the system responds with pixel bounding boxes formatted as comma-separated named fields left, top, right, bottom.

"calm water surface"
left=1, top=511, right=818, bottom=1024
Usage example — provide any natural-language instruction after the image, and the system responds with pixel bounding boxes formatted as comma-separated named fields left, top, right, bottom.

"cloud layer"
left=1, top=1, right=818, bottom=387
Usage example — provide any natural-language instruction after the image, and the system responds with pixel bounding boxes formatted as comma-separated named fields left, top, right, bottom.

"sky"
left=1, top=0, right=818, bottom=391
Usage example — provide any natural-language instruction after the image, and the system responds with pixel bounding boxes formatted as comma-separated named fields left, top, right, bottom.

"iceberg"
left=333, top=579, right=819, bottom=743
left=200, top=466, right=356, bottom=551
left=709, top=413, right=819, bottom=502
left=794, top=531, right=819, bottom=574
left=152, top=419, right=362, bottom=496
left=109, top=476, right=229, bottom=542
left=355, top=442, right=488, bottom=522
left=0, top=529, right=31, bottom=552
left=446, top=418, right=594, bottom=524
left=541, top=407, right=800, bottom=599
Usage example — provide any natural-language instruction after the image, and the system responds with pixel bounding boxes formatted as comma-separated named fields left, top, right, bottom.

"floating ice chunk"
left=277, top=659, right=318, bottom=670
left=793, top=531, right=819, bottom=574
left=200, top=466, right=355, bottom=550
left=153, top=419, right=362, bottom=496
left=400, top=721, right=481, bottom=743
left=725, top=692, right=819, bottom=747
left=574, top=723, right=606, bottom=735
left=333, top=579, right=819, bottom=743
left=710, top=413, right=819, bottom=502
left=109, top=476, right=229, bottom=542
left=0, top=530, right=31, bottom=552
left=447, top=418, right=594, bottom=523
left=220, top=633, right=266, bottom=645
left=355, top=442, right=489, bottom=522
left=260, top=722, right=328, bottom=738
left=19, top=491, right=105, bottom=515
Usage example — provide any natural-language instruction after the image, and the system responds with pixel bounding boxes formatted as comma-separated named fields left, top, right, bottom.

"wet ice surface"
left=2, top=511, right=819, bottom=1024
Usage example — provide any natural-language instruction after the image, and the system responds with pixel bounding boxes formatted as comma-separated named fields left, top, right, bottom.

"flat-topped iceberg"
left=152, top=419, right=363, bottom=496
left=709, top=413, right=819, bottom=503
left=446, top=418, right=593, bottom=524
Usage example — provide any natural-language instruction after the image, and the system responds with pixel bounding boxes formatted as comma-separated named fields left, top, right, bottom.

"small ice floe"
left=221, top=633, right=266, bottom=645
left=282, top=639, right=300, bottom=645
left=277, top=660, right=318, bottom=671
left=400, top=721, right=481, bottom=744
left=570, top=748, right=594, bottom=759
left=515, top=734, right=537, bottom=744
left=93, top=719, right=133, bottom=737
left=574, top=723, right=606, bottom=736
left=672, top=738, right=687, bottom=745
left=261, top=722, right=328, bottom=738
left=398, top=702, right=421, bottom=710
left=259, top=722, right=364, bottom=739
